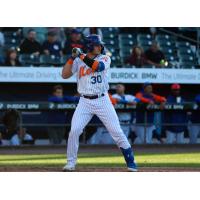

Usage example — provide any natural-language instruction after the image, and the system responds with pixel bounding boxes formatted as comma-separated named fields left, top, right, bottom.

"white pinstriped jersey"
left=66, top=55, right=132, bottom=166
left=71, top=54, right=111, bottom=95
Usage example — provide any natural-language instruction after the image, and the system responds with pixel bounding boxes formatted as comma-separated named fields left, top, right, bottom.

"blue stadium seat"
left=179, top=55, right=197, bottom=68
left=119, top=34, right=136, bottom=39
left=118, top=34, right=138, bottom=64
left=103, top=38, right=119, bottom=45
left=178, top=47, right=193, bottom=55
left=19, top=54, right=41, bottom=66
left=0, top=47, right=5, bottom=64
left=103, top=33, right=117, bottom=40
left=4, top=38, right=21, bottom=50
left=119, top=39, right=136, bottom=47
left=177, top=47, right=196, bottom=64
left=111, top=55, right=122, bottom=67
left=106, top=44, right=120, bottom=50
left=165, top=54, right=178, bottom=62
left=142, top=45, right=151, bottom=51
left=0, top=47, right=4, bottom=56
left=104, top=36, right=120, bottom=53
left=119, top=47, right=132, bottom=62
left=3, top=31, right=22, bottom=39
left=108, top=47, right=118, bottom=54
left=137, top=34, right=153, bottom=51
left=179, top=62, right=196, bottom=69
left=40, top=55, right=62, bottom=66
left=179, top=55, right=195, bottom=61
left=160, top=47, right=175, bottom=55
left=119, top=34, right=137, bottom=44
left=137, top=34, right=152, bottom=41
left=3, top=31, right=22, bottom=50
left=138, top=40, right=152, bottom=47
left=60, top=55, right=71, bottom=65
left=179, top=54, right=197, bottom=65
left=156, top=34, right=175, bottom=42
left=158, top=41, right=175, bottom=48
left=101, top=27, right=119, bottom=35
left=119, top=36, right=137, bottom=48
left=179, top=27, right=198, bottom=32
left=176, top=41, right=191, bottom=48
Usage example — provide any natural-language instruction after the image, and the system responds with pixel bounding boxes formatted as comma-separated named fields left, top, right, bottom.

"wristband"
left=80, top=55, right=100, bottom=71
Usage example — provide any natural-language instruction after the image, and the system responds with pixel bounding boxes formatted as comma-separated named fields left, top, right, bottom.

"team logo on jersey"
left=79, top=66, right=93, bottom=78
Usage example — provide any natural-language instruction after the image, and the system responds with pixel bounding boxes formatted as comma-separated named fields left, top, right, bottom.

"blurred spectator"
left=164, top=84, right=188, bottom=144
left=23, top=27, right=48, bottom=43
left=10, top=127, right=34, bottom=146
left=47, top=85, right=79, bottom=144
left=63, top=28, right=86, bottom=54
left=47, top=27, right=65, bottom=42
left=4, top=48, right=21, bottom=66
left=0, top=30, right=5, bottom=47
left=109, top=93, right=118, bottom=105
left=64, top=27, right=74, bottom=39
left=82, top=27, right=103, bottom=39
left=19, top=29, right=42, bottom=56
left=42, top=31, right=63, bottom=57
left=87, top=84, right=139, bottom=144
left=2, top=109, right=21, bottom=137
left=125, top=46, right=147, bottom=67
left=145, top=41, right=166, bottom=68
left=113, top=84, right=140, bottom=105
left=189, top=94, right=200, bottom=144
left=112, top=84, right=140, bottom=141
left=135, top=83, right=166, bottom=144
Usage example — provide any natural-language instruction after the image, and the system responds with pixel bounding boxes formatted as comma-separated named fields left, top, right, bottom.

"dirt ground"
left=1, top=166, right=200, bottom=172
left=0, top=145, right=200, bottom=172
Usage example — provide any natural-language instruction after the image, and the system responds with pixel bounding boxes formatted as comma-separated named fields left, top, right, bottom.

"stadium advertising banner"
left=0, top=67, right=200, bottom=84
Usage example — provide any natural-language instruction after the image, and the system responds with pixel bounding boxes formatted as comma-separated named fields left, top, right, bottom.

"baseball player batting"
left=62, top=34, right=137, bottom=172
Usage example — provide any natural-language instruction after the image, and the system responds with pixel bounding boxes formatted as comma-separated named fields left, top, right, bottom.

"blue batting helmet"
left=85, top=34, right=105, bottom=52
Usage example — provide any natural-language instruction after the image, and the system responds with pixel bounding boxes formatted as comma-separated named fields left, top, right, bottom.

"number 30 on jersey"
left=91, top=75, right=102, bottom=84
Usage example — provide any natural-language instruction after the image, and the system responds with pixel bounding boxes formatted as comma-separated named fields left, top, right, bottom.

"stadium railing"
left=0, top=102, right=199, bottom=144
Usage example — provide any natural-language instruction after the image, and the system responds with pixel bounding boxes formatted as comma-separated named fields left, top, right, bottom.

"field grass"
left=0, top=152, right=200, bottom=168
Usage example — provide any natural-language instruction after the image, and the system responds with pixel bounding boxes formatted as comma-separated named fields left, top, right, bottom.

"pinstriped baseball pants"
left=67, top=93, right=131, bottom=165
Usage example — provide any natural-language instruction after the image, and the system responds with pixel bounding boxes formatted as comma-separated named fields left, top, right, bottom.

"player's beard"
left=91, top=46, right=102, bottom=56
left=87, top=51, right=100, bottom=58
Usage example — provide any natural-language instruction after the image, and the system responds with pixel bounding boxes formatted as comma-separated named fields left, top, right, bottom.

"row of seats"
left=18, top=54, right=70, bottom=66
left=0, top=28, right=199, bottom=68
left=101, top=28, right=199, bottom=68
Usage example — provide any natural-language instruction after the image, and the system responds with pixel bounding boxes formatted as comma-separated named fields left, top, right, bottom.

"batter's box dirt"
left=1, top=166, right=200, bottom=172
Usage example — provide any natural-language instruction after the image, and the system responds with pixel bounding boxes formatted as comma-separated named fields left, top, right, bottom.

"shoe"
left=63, top=163, right=76, bottom=172
left=127, top=163, right=138, bottom=172
left=120, top=147, right=138, bottom=172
